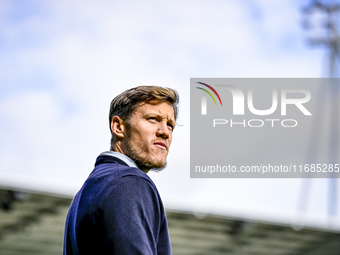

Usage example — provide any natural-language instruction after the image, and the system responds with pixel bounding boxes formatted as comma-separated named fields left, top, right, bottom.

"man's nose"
left=156, top=121, right=170, bottom=138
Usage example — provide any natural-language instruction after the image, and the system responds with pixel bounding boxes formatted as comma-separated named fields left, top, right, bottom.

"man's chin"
left=149, top=161, right=167, bottom=172
left=126, top=152, right=167, bottom=172
left=139, top=160, right=167, bottom=172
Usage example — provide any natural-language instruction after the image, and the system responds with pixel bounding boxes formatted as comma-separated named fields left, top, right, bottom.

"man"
left=64, top=86, right=179, bottom=254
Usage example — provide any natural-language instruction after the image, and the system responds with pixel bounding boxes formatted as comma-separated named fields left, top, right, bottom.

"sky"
left=1, top=0, right=340, bottom=231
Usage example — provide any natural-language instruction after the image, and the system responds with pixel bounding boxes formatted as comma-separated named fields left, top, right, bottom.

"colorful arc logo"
left=196, top=82, right=223, bottom=106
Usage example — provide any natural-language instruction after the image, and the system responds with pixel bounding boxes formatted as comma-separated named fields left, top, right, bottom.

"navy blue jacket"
left=63, top=151, right=171, bottom=254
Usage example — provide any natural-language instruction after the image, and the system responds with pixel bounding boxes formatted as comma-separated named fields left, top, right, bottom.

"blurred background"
left=1, top=0, right=340, bottom=254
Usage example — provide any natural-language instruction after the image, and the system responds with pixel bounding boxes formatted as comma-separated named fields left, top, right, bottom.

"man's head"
left=109, top=86, right=179, bottom=172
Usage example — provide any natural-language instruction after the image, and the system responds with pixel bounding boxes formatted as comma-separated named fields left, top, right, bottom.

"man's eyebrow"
left=160, top=115, right=175, bottom=125
left=144, top=109, right=174, bottom=120
left=167, top=117, right=175, bottom=128
left=147, top=113, right=175, bottom=126
left=167, top=117, right=175, bottom=124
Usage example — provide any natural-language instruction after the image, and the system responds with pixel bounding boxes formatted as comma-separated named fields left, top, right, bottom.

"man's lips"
left=154, top=142, right=167, bottom=150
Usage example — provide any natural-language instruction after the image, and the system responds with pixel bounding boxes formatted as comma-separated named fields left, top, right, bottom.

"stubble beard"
left=123, top=132, right=167, bottom=172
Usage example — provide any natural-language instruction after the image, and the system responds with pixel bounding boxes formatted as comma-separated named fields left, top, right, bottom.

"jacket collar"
left=95, top=151, right=138, bottom=168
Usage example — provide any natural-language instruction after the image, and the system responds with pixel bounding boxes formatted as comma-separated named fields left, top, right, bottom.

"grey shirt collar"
left=99, top=151, right=138, bottom=169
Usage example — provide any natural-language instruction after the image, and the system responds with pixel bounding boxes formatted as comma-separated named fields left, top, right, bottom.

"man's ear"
left=111, top=116, right=126, bottom=138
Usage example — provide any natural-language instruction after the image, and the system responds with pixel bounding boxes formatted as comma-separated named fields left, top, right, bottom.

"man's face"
left=122, top=100, right=175, bottom=171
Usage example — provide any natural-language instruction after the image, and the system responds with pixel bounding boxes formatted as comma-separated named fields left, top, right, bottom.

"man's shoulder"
left=85, top=160, right=161, bottom=209
left=85, top=154, right=157, bottom=194
left=91, top=158, right=152, bottom=184
left=74, top=158, right=158, bottom=210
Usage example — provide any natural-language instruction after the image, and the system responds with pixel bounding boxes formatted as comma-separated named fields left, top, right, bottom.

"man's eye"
left=167, top=123, right=174, bottom=131
left=149, top=117, right=157, bottom=122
